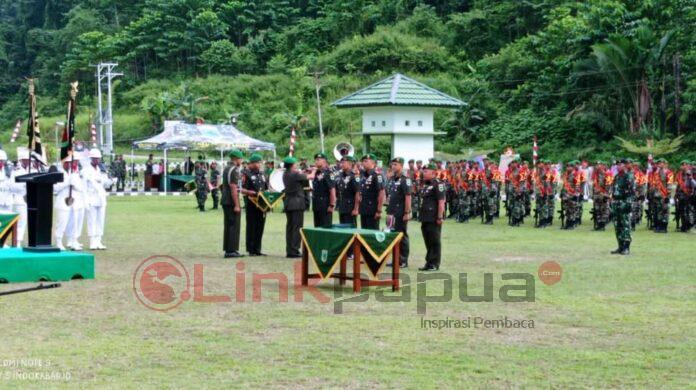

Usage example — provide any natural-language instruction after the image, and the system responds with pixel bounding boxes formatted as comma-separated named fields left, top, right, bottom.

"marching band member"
left=9, top=148, right=30, bottom=246
left=83, top=149, right=112, bottom=250
left=54, top=158, right=85, bottom=250
left=0, top=150, right=13, bottom=215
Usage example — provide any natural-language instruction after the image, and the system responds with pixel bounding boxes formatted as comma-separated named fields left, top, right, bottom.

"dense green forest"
left=0, top=0, right=694, bottom=161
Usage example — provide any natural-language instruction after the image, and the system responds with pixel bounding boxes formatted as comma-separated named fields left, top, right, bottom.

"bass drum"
left=269, top=169, right=285, bottom=192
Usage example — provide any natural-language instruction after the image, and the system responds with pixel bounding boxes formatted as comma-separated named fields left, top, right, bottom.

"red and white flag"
left=10, top=120, right=21, bottom=143
left=289, top=127, right=296, bottom=156
left=90, top=123, right=98, bottom=147
left=532, top=135, right=538, bottom=166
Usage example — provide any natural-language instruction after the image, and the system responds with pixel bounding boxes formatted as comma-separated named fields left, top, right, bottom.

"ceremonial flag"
left=61, top=82, right=78, bottom=160
left=533, top=135, right=538, bottom=166
left=289, top=127, right=296, bottom=156
left=26, top=79, right=46, bottom=165
left=9, top=120, right=21, bottom=143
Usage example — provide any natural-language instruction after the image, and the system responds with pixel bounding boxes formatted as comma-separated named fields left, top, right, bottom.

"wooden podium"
left=15, top=171, right=64, bottom=252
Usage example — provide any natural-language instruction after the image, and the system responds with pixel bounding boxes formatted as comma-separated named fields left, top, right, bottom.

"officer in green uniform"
left=336, top=155, right=359, bottom=227
left=194, top=162, right=209, bottom=211
left=386, top=157, right=411, bottom=268
left=311, top=152, right=336, bottom=228
left=358, top=153, right=385, bottom=230
left=283, top=156, right=309, bottom=258
left=611, top=158, right=635, bottom=255
left=221, top=149, right=244, bottom=258
left=419, top=163, right=446, bottom=271
left=241, top=153, right=268, bottom=256
left=209, top=161, right=221, bottom=210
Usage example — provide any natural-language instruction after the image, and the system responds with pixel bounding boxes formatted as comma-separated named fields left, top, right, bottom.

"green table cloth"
left=166, top=174, right=195, bottom=192
left=0, top=213, right=19, bottom=246
left=0, top=248, right=95, bottom=283
left=300, top=227, right=403, bottom=279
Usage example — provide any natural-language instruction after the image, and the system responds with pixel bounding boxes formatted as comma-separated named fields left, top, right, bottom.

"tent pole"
left=164, top=148, right=168, bottom=193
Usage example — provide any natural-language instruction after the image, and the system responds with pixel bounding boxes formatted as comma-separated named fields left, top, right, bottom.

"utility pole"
left=310, top=71, right=325, bottom=154
left=95, top=62, right=123, bottom=158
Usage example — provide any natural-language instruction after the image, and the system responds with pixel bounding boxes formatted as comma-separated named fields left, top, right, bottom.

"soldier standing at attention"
left=650, top=158, right=673, bottom=233
left=336, top=155, right=359, bottom=227
left=419, top=163, right=446, bottom=271
left=311, top=152, right=336, bottom=228
left=591, top=161, right=612, bottom=231
left=209, top=161, right=221, bottom=210
left=241, top=154, right=268, bottom=256
left=611, top=159, right=635, bottom=255
left=386, top=157, right=411, bottom=268
left=358, top=153, right=385, bottom=230
left=283, top=156, right=309, bottom=258
left=221, top=149, right=244, bottom=258
left=194, top=162, right=209, bottom=212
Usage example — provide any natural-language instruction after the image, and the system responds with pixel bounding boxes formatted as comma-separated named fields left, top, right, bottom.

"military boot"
left=620, top=241, right=630, bottom=255
left=611, top=242, right=623, bottom=254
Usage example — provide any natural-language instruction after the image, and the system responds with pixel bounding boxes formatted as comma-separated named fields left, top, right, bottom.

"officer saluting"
left=241, top=153, right=268, bottom=256
left=386, top=157, right=411, bottom=268
left=336, top=155, right=359, bottom=227
left=358, top=153, right=385, bottom=229
left=311, top=152, right=336, bottom=227
left=221, top=149, right=244, bottom=258
left=282, top=156, right=309, bottom=258
left=419, top=163, right=446, bottom=271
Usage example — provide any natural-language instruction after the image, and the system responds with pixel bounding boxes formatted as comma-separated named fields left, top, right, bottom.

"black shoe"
left=226, top=251, right=244, bottom=258
left=620, top=242, right=630, bottom=255
left=387, top=262, right=408, bottom=268
left=611, top=242, right=624, bottom=255
left=286, top=254, right=302, bottom=259
left=418, top=264, right=439, bottom=271
left=212, top=206, right=218, bottom=210
left=248, top=252, right=259, bottom=257
left=255, top=252, right=267, bottom=256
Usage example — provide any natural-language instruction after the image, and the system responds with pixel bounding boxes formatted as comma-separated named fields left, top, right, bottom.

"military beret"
left=341, top=155, right=356, bottom=162
left=680, top=159, right=690, bottom=165
left=391, top=157, right=405, bottom=165
left=314, top=152, right=328, bottom=160
left=626, top=158, right=634, bottom=163
left=361, top=153, right=377, bottom=161
left=618, top=158, right=629, bottom=164
left=423, top=163, right=438, bottom=170
left=228, top=149, right=244, bottom=159
left=248, top=153, right=262, bottom=163
left=408, top=159, right=415, bottom=163
left=283, top=156, right=297, bottom=164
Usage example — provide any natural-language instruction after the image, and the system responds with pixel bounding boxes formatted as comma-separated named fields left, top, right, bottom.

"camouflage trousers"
left=211, top=188, right=220, bottom=208
left=651, top=197, right=670, bottom=228
left=457, top=191, right=473, bottom=222
left=675, top=194, right=696, bottom=231
left=631, top=198, right=644, bottom=227
left=613, top=200, right=632, bottom=244
left=561, top=195, right=581, bottom=227
left=510, top=193, right=525, bottom=225
left=524, top=192, right=532, bottom=216
left=196, top=189, right=208, bottom=208
left=485, top=191, right=498, bottom=219
left=592, top=195, right=611, bottom=227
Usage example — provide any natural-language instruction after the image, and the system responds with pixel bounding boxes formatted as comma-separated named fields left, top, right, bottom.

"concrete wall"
left=361, top=107, right=434, bottom=134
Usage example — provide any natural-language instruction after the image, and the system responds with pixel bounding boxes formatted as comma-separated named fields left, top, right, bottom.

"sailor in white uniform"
left=54, top=158, right=85, bottom=250
left=0, top=150, right=14, bottom=215
left=83, top=149, right=112, bottom=250
left=9, top=148, right=30, bottom=246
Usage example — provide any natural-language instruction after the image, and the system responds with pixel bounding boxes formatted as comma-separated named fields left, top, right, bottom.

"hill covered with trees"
left=0, top=0, right=693, bottom=161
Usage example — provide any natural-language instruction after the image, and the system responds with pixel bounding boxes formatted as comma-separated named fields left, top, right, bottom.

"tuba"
left=333, top=142, right=354, bottom=161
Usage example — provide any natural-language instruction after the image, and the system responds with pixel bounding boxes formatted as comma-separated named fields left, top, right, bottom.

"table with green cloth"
left=300, top=227, right=403, bottom=292
left=0, top=213, right=19, bottom=247
left=164, top=175, right=195, bottom=192
left=0, top=247, right=94, bottom=283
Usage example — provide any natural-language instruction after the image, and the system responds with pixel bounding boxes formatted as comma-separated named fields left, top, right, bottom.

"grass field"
left=1, top=196, right=694, bottom=388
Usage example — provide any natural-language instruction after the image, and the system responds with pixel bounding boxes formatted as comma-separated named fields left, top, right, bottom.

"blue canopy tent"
left=133, top=121, right=276, bottom=191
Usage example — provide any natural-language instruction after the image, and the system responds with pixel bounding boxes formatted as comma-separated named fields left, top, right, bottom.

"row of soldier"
left=0, top=147, right=112, bottom=250
left=404, top=157, right=694, bottom=234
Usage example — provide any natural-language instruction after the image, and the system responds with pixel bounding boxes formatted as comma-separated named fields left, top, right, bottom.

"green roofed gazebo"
left=333, top=73, right=465, bottom=162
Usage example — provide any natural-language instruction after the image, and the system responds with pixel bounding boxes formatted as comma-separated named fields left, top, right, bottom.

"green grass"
left=1, top=197, right=694, bottom=388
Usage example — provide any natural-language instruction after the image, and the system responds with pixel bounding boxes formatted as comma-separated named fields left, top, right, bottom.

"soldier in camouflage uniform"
left=631, top=161, right=647, bottom=230
left=649, top=158, right=673, bottom=233
left=532, top=161, right=548, bottom=228
left=591, top=161, right=612, bottom=231
left=560, top=161, right=581, bottom=229
left=522, top=161, right=532, bottom=217
left=209, top=161, right=221, bottom=210
left=674, top=160, right=695, bottom=232
left=409, top=159, right=421, bottom=221
left=480, top=159, right=499, bottom=224
left=507, top=158, right=526, bottom=226
left=194, top=162, right=210, bottom=211
left=611, top=159, right=635, bottom=255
